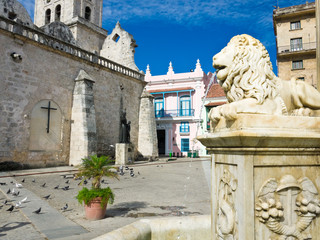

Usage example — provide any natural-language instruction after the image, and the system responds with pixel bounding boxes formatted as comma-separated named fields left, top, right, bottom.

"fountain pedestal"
left=198, top=114, right=320, bottom=240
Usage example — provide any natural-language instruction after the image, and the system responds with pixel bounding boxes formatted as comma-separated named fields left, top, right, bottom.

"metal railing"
left=278, top=42, right=316, bottom=54
left=0, top=16, right=144, bottom=81
left=155, top=109, right=195, bottom=118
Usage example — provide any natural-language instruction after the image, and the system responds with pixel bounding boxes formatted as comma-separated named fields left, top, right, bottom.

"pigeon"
left=6, top=189, right=11, bottom=194
left=7, top=205, right=14, bottom=212
left=61, top=203, right=68, bottom=211
left=101, top=179, right=105, bottom=183
left=21, top=178, right=25, bottom=183
left=32, top=179, right=35, bottom=183
left=62, top=186, right=69, bottom=191
left=138, top=171, right=140, bottom=175
left=15, top=201, right=22, bottom=208
left=10, top=181, right=13, bottom=184
left=54, top=185, right=59, bottom=189
left=125, top=166, right=129, bottom=170
left=21, top=197, right=27, bottom=203
left=41, top=183, right=46, bottom=187
left=12, top=191, right=20, bottom=197
left=33, top=207, right=41, bottom=214
left=130, top=172, right=135, bottom=177
left=0, top=182, right=7, bottom=185
left=0, top=205, right=3, bottom=209
left=83, top=180, right=88, bottom=185
left=43, top=194, right=51, bottom=200
left=4, top=200, right=8, bottom=205
left=65, top=180, right=69, bottom=184
left=15, top=183, right=23, bottom=188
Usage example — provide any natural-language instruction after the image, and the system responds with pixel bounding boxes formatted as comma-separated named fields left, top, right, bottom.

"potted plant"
left=76, top=155, right=118, bottom=220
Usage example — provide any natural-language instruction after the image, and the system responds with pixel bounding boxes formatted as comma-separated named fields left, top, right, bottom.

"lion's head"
left=213, top=34, right=279, bottom=104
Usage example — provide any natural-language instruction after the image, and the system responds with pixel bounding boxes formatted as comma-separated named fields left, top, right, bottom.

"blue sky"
left=19, top=0, right=313, bottom=76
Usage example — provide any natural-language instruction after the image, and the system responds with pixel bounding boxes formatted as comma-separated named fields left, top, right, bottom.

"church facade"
left=0, top=0, right=148, bottom=168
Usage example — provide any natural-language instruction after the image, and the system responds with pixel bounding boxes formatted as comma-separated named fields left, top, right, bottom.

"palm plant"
left=77, top=155, right=118, bottom=189
left=76, top=155, right=118, bottom=210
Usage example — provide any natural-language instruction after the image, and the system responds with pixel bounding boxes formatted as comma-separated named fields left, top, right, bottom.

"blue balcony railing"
left=155, top=109, right=195, bottom=118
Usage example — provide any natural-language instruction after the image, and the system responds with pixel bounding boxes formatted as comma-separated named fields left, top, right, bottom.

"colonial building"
left=198, top=77, right=227, bottom=156
left=0, top=0, right=151, bottom=168
left=273, top=2, right=317, bottom=87
left=145, top=60, right=215, bottom=157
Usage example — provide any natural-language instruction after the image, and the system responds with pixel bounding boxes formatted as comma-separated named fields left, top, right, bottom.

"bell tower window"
left=85, top=7, right=91, bottom=21
left=55, top=5, right=61, bottom=21
left=45, top=9, right=51, bottom=24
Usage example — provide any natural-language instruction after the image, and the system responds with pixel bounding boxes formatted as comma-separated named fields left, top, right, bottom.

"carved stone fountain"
left=94, top=34, right=320, bottom=240
left=197, top=34, right=320, bottom=240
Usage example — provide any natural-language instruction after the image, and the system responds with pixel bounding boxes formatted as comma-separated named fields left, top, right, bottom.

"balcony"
left=278, top=42, right=316, bottom=54
left=155, top=109, right=195, bottom=118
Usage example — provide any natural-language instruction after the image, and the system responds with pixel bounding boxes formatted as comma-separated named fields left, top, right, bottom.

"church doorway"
left=157, top=130, right=166, bottom=155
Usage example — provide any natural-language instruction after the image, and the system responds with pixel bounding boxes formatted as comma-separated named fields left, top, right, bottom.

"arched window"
left=55, top=5, right=61, bottom=21
left=154, top=97, right=164, bottom=117
left=84, top=7, right=91, bottom=21
left=45, top=9, right=51, bottom=24
left=180, top=95, right=191, bottom=116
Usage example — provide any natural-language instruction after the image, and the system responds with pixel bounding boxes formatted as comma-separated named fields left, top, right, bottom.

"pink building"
left=145, top=60, right=212, bottom=156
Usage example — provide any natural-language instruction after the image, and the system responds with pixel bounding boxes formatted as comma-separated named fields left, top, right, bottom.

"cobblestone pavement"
left=0, top=158, right=211, bottom=240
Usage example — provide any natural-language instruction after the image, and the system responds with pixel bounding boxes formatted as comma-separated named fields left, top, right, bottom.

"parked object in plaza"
left=76, top=155, right=118, bottom=220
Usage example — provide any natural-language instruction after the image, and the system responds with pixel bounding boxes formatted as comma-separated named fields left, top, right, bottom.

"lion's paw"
left=292, top=108, right=312, bottom=116
left=208, top=106, right=222, bottom=123
left=220, top=103, right=237, bottom=120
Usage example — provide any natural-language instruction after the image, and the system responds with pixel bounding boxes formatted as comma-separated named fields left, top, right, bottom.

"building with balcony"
left=198, top=80, right=227, bottom=156
left=145, top=60, right=213, bottom=156
left=273, top=2, right=317, bottom=87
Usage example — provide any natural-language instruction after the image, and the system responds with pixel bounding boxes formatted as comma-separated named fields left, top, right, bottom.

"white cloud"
left=102, top=0, right=276, bottom=27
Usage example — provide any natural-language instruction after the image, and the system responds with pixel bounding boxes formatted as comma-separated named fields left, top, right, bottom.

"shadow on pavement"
left=106, top=201, right=148, bottom=217
left=0, top=222, right=32, bottom=236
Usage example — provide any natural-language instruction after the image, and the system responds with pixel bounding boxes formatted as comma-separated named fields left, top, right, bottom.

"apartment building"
left=273, top=2, right=317, bottom=87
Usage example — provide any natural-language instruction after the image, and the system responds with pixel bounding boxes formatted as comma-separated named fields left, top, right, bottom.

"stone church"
left=0, top=0, right=157, bottom=168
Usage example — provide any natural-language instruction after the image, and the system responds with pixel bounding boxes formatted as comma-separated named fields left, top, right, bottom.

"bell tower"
left=34, top=0, right=103, bottom=27
left=34, top=0, right=106, bottom=53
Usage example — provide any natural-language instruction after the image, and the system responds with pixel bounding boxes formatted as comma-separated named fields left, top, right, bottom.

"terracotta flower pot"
left=84, top=197, right=107, bottom=220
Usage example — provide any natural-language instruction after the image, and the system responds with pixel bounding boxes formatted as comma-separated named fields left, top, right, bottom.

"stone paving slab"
left=0, top=158, right=211, bottom=240
left=0, top=176, right=88, bottom=239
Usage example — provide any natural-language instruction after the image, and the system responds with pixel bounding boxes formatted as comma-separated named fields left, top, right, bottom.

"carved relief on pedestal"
left=216, top=169, right=238, bottom=240
left=256, top=175, right=320, bottom=240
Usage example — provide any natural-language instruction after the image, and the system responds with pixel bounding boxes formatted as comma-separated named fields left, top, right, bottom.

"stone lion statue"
left=209, top=34, right=320, bottom=125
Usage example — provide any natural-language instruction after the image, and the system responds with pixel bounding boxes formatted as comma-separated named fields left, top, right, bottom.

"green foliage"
left=76, top=155, right=118, bottom=208
left=76, top=187, right=114, bottom=207
left=76, top=155, right=118, bottom=189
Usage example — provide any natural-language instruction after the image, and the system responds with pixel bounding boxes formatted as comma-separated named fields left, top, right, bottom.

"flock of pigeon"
left=0, top=165, right=139, bottom=215
left=0, top=176, right=73, bottom=215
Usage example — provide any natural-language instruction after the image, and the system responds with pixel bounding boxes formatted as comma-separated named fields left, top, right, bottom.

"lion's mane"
left=221, top=34, right=279, bottom=104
